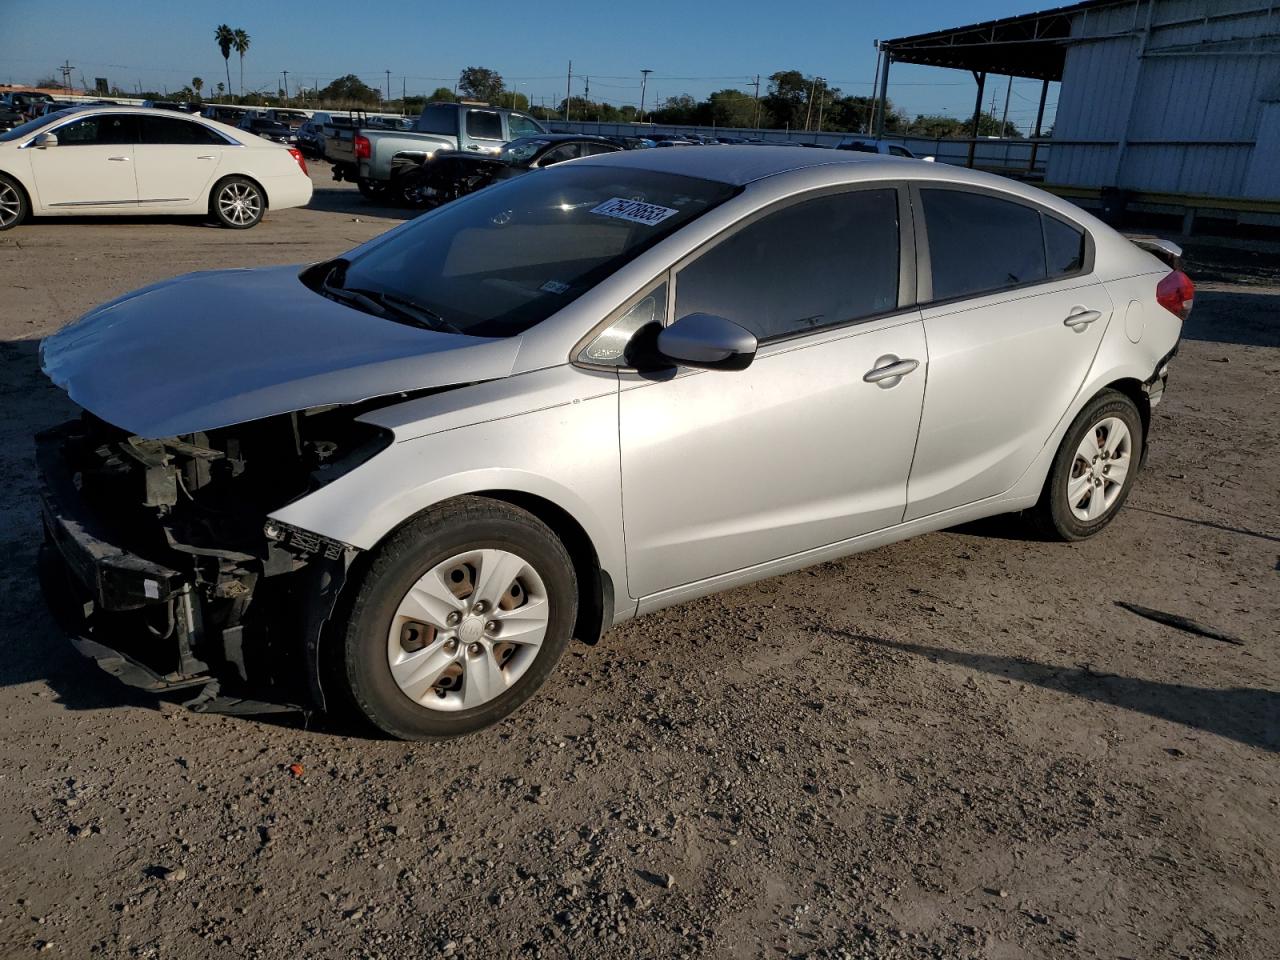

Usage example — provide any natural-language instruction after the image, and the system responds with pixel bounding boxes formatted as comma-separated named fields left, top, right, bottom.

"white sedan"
left=0, top=105, right=312, bottom=229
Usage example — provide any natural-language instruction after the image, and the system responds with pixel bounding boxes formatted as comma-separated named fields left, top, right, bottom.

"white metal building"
left=880, top=0, right=1280, bottom=225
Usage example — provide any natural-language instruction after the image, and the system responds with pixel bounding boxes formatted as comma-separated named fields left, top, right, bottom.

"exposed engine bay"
left=36, top=407, right=391, bottom=712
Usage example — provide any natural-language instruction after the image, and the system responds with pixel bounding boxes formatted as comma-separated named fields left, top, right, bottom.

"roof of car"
left=575, top=143, right=930, bottom=187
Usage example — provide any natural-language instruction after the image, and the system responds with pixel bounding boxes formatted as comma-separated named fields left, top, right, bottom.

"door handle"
left=196, top=154, right=217, bottom=160
left=107, top=156, right=131, bottom=161
left=1063, top=308, right=1101, bottom=329
left=863, top=356, right=920, bottom=387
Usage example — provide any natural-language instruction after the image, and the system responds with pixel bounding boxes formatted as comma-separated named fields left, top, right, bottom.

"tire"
left=210, top=176, right=265, bottom=229
left=339, top=497, right=578, bottom=740
left=356, top=178, right=385, bottom=201
left=1027, top=389, right=1144, bottom=541
left=0, top=173, right=28, bottom=231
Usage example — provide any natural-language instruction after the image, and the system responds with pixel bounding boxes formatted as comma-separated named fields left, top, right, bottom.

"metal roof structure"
left=879, top=1, right=1125, bottom=81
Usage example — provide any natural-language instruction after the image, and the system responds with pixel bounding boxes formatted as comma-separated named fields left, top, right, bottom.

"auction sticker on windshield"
left=591, top=197, right=679, bottom=226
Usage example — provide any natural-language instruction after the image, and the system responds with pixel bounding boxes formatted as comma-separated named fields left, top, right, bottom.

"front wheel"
left=1027, top=390, right=1144, bottom=541
left=210, top=176, right=264, bottom=229
left=0, top=174, right=28, bottom=231
left=339, top=498, right=578, bottom=740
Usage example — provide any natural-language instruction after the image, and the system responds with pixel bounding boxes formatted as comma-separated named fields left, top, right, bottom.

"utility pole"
left=402, top=77, right=407, bottom=114
left=565, top=61, right=572, bottom=121
left=804, top=75, right=820, bottom=131
left=385, top=69, right=392, bottom=105
left=640, top=68, right=653, bottom=122
left=868, top=42, right=882, bottom=133
left=816, top=81, right=826, bottom=132
left=584, top=75, right=590, bottom=106
left=60, top=60, right=75, bottom=96
left=752, top=74, right=761, bottom=129
left=282, top=70, right=289, bottom=102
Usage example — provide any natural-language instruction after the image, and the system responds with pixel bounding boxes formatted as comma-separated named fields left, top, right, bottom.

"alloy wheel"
left=217, top=181, right=262, bottom=226
left=386, top=549, right=549, bottom=712
left=0, top=181, right=22, bottom=228
left=1066, top=416, right=1132, bottom=522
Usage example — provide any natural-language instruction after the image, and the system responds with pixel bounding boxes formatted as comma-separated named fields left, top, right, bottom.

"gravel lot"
left=1, top=165, right=1276, bottom=959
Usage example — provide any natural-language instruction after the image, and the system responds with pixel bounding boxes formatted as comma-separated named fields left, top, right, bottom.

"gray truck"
left=328, top=101, right=547, bottom=200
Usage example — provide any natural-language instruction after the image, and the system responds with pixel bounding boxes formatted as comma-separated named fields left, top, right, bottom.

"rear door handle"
left=1064, top=308, right=1102, bottom=329
left=107, top=156, right=130, bottom=161
left=196, top=154, right=217, bottom=160
left=863, top=356, right=920, bottom=387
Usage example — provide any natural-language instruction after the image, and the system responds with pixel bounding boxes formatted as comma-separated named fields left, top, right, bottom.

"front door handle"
left=107, top=155, right=131, bottom=161
left=863, top=356, right=920, bottom=387
left=1064, top=308, right=1102, bottom=329
left=196, top=154, right=217, bottom=160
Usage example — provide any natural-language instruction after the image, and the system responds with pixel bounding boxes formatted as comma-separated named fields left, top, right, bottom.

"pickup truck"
left=328, top=101, right=547, bottom=199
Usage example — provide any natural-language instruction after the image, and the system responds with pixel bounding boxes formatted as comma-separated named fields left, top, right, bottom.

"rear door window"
left=675, top=188, right=901, bottom=341
left=141, top=115, right=225, bottom=145
left=466, top=110, right=503, bottom=141
left=921, top=189, right=1047, bottom=301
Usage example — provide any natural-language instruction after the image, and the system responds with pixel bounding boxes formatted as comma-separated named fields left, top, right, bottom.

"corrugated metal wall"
left=1046, top=0, right=1280, bottom=200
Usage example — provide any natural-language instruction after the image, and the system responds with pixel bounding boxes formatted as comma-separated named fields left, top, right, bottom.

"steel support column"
left=967, top=70, right=987, bottom=168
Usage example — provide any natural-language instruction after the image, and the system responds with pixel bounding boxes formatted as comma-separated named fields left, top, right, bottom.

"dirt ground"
left=0, top=165, right=1276, bottom=959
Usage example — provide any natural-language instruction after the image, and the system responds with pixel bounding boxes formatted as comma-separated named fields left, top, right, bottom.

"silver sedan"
left=38, top=146, right=1193, bottom=738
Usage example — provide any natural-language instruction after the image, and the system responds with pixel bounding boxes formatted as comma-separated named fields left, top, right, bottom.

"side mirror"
left=32, top=132, right=58, bottom=149
left=657, top=313, right=757, bottom=371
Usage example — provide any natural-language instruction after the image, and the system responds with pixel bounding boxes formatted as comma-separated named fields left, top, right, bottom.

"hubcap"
left=217, top=182, right=262, bottom=225
left=0, top=182, right=20, bottom=227
left=386, top=549, right=549, bottom=712
left=1067, top=417, right=1132, bottom=522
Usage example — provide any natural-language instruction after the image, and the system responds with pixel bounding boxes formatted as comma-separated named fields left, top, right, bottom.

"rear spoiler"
left=1129, top=236, right=1183, bottom=271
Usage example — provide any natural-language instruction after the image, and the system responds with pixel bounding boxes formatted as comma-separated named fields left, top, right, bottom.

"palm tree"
left=215, top=24, right=234, bottom=98
left=232, top=29, right=251, bottom=96
left=192, top=77, right=204, bottom=101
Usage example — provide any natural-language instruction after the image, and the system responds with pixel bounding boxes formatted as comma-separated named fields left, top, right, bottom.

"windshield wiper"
left=366, top=291, right=465, bottom=335
left=318, top=260, right=463, bottom=335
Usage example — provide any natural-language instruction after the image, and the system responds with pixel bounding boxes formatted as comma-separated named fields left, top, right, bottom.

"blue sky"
left=1, top=0, right=1059, bottom=130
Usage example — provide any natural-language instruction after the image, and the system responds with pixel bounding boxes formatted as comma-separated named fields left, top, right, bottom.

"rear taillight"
left=1156, top=270, right=1194, bottom=320
left=354, top=135, right=371, bottom=160
left=287, top=147, right=308, bottom=176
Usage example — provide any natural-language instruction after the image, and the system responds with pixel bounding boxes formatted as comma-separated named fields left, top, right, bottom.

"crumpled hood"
left=40, top=265, right=522, bottom=438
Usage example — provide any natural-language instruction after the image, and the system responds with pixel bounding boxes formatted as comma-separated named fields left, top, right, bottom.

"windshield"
left=0, top=111, right=73, bottom=143
left=332, top=166, right=736, bottom=339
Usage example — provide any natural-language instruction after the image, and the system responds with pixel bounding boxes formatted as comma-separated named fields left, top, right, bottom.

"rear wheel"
left=339, top=498, right=578, bottom=740
left=356, top=178, right=386, bottom=201
left=0, top=174, right=28, bottom=230
left=210, top=176, right=264, bottom=229
left=1027, top=390, right=1143, bottom=541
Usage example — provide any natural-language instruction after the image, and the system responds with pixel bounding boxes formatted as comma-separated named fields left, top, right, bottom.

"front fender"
left=268, top=367, right=629, bottom=605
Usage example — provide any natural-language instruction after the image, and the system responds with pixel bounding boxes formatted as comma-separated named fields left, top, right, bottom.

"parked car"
left=1, top=91, right=54, bottom=120
left=200, top=105, right=249, bottom=125
left=295, top=120, right=326, bottom=159
left=34, top=146, right=1193, bottom=738
left=329, top=101, right=547, bottom=199
left=835, top=137, right=933, bottom=160
left=397, top=133, right=620, bottom=208
left=0, top=106, right=312, bottom=230
left=0, top=104, right=24, bottom=133
left=264, top=108, right=310, bottom=130
left=237, top=115, right=297, bottom=145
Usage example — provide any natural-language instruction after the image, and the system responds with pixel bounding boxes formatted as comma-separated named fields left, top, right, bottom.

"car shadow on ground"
left=1181, top=289, right=1280, bottom=349
left=307, top=184, right=419, bottom=223
left=849, top=633, right=1279, bottom=753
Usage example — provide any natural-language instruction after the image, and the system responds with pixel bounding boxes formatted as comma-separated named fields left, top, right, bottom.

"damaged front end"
left=36, top=408, right=390, bottom=713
